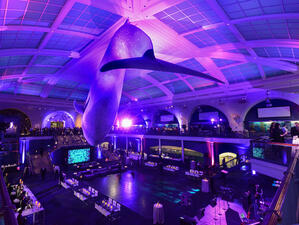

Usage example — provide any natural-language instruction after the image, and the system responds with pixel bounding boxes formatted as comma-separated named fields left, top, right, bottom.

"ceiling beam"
left=206, top=0, right=266, bottom=79
left=1, top=0, right=8, bottom=26
left=0, top=65, right=62, bottom=70
left=182, top=13, right=299, bottom=35
left=129, top=72, right=299, bottom=108
left=141, top=0, right=185, bottom=16
left=0, top=25, right=96, bottom=39
left=198, top=51, right=297, bottom=71
left=139, top=71, right=174, bottom=99
left=56, top=17, right=127, bottom=77
left=0, top=49, right=79, bottom=57
left=136, top=19, right=228, bottom=84
left=197, top=40, right=299, bottom=53
left=195, top=57, right=229, bottom=85
left=122, top=91, right=138, bottom=101
left=39, top=0, right=79, bottom=98
left=76, top=0, right=130, bottom=16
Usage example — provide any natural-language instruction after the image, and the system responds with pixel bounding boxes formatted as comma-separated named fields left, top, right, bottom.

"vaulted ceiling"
left=0, top=0, right=299, bottom=107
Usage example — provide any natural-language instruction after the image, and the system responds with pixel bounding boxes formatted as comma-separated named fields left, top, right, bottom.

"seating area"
left=144, top=161, right=157, bottom=167
left=185, top=169, right=204, bottom=179
left=1, top=1, right=299, bottom=224
left=6, top=179, right=44, bottom=224
left=95, top=197, right=121, bottom=220
left=163, top=165, right=179, bottom=172
left=72, top=161, right=122, bottom=180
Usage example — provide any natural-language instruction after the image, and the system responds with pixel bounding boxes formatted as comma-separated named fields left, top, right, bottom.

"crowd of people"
left=4, top=175, right=31, bottom=225
left=17, top=122, right=299, bottom=144
left=269, top=122, right=299, bottom=143
left=22, top=127, right=83, bottom=137
left=110, top=125, right=247, bottom=138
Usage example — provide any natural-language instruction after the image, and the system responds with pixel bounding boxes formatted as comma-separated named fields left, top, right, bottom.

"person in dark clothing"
left=210, top=175, right=216, bottom=196
left=59, top=170, right=64, bottom=185
left=269, top=122, right=276, bottom=140
left=17, top=211, right=26, bottom=225
left=7, top=183, right=13, bottom=193
left=272, top=123, right=285, bottom=143
left=40, top=168, right=46, bottom=180
left=3, top=173, right=8, bottom=184
left=291, top=122, right=299, bottom=137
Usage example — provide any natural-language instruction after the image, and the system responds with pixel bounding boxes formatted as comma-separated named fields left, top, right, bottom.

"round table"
left=153, top=203, right=164, bottom=224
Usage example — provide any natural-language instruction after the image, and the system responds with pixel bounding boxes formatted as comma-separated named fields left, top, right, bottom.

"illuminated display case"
left=68, top=148, right=90, bottom=164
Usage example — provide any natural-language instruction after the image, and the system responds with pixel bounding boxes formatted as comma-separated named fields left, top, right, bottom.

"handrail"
left=262, top=148, right=299, bottom=225
left=0, top=168, right=18, bottom=225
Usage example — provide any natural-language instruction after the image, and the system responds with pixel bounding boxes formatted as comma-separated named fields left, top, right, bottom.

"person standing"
left=3, top=172, right=8, bottom=184
left=291, top=122, right=299, bottom=137
left=17, top=210, right=26, bottom=225
left=59, top=170, right=64, bottom=186
left=272, top=123, right=286, bottom=143
left=291, top=122, right=299, bottom=157
left=40, top=168, right=46, bottom=180
left=269, top=122, right=276, bottom=141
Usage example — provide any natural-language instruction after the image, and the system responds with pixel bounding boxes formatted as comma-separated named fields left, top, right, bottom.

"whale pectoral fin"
left=73, top=100, right=85, bottom=114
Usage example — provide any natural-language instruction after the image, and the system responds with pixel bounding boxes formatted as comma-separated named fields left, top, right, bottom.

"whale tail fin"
left=100, top=49, right=224, bottom=84
left=73, top=100, right=85, bottom=114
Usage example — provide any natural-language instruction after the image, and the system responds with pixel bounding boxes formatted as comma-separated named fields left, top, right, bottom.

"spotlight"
left=121, top=118, right=132, bottom=128
left=252, top=170, right=256, bottom=175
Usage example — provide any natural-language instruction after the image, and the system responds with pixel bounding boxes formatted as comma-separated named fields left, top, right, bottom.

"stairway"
left=29, top=152, right=53, bottom=174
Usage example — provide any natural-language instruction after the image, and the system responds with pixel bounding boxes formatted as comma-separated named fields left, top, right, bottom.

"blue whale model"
left=74, top=22, right=224, bottom=146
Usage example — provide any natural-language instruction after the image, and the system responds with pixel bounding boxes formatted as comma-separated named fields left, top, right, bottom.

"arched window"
left=244, top=99, right=299, bottom=136
left=153, top=110, right=179, bottom=128
left=0, top=108, right=31, bottom=136
left=189, top=105, right=229, bottom=136
left=42, top=111, right=75, bottom=128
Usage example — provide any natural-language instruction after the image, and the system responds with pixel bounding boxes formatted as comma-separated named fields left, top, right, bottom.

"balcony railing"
left=261, top=142, right=299, bottom=225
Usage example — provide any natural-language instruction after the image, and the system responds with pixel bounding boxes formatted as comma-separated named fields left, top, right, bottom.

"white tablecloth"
left=153, top=203, right=164, bottom=224
left=292, top=136, right=299, bottom=157
left=202, top=179, right=209, bottom=193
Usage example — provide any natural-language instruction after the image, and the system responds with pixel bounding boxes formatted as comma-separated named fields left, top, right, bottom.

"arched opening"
left=219, top=152, right=237, bottom=168
left=42, top=111, right=75, bottom=128
left=244, top=99, right=299, bottom=137
left=0, top=108, right=31, bottom=137
left=153, top=110, right=179, bottom=128
left=189, top=105, right=230, bottom=136
left=151, top=110, right=180, bottom=135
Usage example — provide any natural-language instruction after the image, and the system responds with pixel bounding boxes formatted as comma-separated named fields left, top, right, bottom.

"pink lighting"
left=121, top=118, right=132, bottom=128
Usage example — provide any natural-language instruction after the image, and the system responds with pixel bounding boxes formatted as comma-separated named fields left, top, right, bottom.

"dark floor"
left=21, top=165, right=277, bottom=225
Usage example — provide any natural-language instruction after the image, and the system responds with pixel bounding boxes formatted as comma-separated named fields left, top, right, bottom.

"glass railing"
left=262, top=143, right=299, bottom=225
left=250, top=140, right=295, bottom=165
